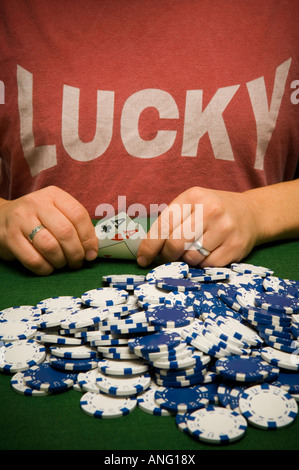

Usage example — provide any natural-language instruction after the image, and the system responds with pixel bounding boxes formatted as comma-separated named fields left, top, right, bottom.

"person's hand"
left=0, top=186, right=99, bottom=275
left=137, top=186, right=261, bottom=268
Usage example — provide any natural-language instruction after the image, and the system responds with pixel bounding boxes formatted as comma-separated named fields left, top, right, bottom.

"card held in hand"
left=95, top=212, right=146, bottom=259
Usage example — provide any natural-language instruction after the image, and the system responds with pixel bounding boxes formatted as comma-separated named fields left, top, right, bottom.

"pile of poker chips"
left=0, top=262, right=299, bottom=443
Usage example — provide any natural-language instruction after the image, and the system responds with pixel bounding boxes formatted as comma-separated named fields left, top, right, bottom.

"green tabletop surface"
left=0, top=239, right=299, bottom=452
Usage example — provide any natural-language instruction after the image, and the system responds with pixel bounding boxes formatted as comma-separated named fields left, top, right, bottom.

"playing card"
left=95, top=212, right=146, bottom=259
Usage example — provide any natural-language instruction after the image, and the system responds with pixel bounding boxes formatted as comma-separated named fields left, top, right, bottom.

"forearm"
left=244, top=179, right=299, bottom=245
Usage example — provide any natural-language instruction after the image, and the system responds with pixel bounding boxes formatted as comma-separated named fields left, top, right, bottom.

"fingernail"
left=85, top=250, right=98, bottom=261
left=137, top=255, right=147, bottom=267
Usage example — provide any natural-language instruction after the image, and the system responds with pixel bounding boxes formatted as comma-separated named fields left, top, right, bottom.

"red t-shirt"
left=0, top=0, right=298, bottom=217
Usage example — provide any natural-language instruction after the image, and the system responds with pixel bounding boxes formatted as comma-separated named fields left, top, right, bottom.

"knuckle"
left=22, top=252, right=53, bottom=275
left=56, top=222, right=75, bottom=241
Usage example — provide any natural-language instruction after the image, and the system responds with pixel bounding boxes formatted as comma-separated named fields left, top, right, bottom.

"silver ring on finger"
left=28, top=224, right=46, bottom=243
left=193, top=239, right=211, bottom=257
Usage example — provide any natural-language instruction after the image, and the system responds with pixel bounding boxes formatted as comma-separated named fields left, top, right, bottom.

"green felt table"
left=0, top=239, right=299, bottom=452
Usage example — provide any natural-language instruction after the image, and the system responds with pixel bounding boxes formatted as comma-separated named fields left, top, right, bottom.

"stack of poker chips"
left=0, top=262, right=299, bottom=442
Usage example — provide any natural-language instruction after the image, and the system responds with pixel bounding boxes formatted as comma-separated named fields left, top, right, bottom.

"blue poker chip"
left=291, top=323, right=299, bottom=339
left=217, top=382, right=247, bottom=410
left=263, top=276, right=299, bottom=297
left=128, top=331, right=182, bottom=355
left=200, top=292, right=242, bottom=321
left=23, top=362, right=77, bottom=392
left=49, top=356, right=100, bottom=371
left=255, top=292, right=299, bottom=314
left=217, top=286, right=243, bottom=312
left=188, top=268, right=230, bottom=282
left=257, top=325, right=293, bottom=340
left=272, top=370, right=299, bottom=393
left=215, top=355, right=276, bottom=382
left=155, top=277, right=201, bottom=292
left=241, top=307, right=292, bottom=327
left=145, top=305, right=195, bottom=328
left=154, top=385, right=210, bottom=412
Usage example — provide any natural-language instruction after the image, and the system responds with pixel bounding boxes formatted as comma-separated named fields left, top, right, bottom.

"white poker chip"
left=98, top=358, right=149, bottom=376
left=230, top=263, right=274, bottom=277
left=80, top=392, right=137, bottom=418
left=36, top=296, right=82, bottom=313
left=239, top=383, right=298, bottom=429
left=35, top=332, right=84, bottom=345
left=146, top=262, right=189, bottom=281
left=36, top=307, right=82, bottom=329
left=103, top=274, right=146, bottom=283
left=11, top=371, right=50, bottom=396
left=0, top=305, right=42, bottom=321
left=0, top=340, right=46, bottom=373
left=60, top=306, right=110, bottom=329
left=96, top=372, right=151, bottom=396
left=186, top=405, right=247, bottom=443
left=204, top=267, right=235, bottom=277
left=133, top=282, right=168, bottom=304
left=137, top=382, right=173, bottom=416
left=235, top=288, right=259, bottom=309
left=81, top=288, right=128, bottom=307
left=260, top=346, right=299, bottom=371
left=77, top=369, right=102, bottom=393
left=0, top=319, right=37, bottom=342
left=215, top=316, right=263, bottom=347
left=49, top=344, right=97, bottom=359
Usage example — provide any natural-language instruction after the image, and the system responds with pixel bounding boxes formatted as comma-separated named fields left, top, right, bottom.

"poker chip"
left=260, top=346, right=299, bottom=371
left=133, top=282, right=168, bottom=304
left=154, top=385, right=210, bottom=412
left=146, top=262, right=189, bottom=281
left=0, top=305, right=42, bottom=322
left=214, top=316, right=263, bottom=347
left=255, top=292, right=299, bottom=314
left=151, top=350, right=210, bottom=371
left=272, top=370, right=299, bottom=394
left=11, top=371, right=50, bottom=396
left=0, top=340, right=46, bottom=373
left=231, top=263, right=274, bottom=277
left=188, top=268, right=230, bottom=282
left=0, top=319, right=37, bottom=342
left=155, top=277, right=201, bottom=292
left=98, top=358, right=149, bottom=376
left=36, top=307, right=82, bottom=329
left=215, top=355, right=275, bottom=383
left=96, top=372, right=151, bottom=396
left=263, top=276, right=299, bottom=297
left=77, top=369, right=101, bottom=394
left=23, top=362, right=77, bottom=392
left=103, top=274, right=146, bottom=283
left=49, top=356, right=100, bottom=372
left=36, top=296, right=82, bottom=313
left=128, top=331, right=182, bottom=356
left=137, top=383, right=173, bottom=416
left=186, top=405, right=247, bottom=444
left=239, top=383, right=298, bottom=429
left=49, top=344, right=97, bottom=359
left=145, top=304, right=195, bottom=329
left=80, top=392, right=137, bottom=418
left=81, top=288, right=128, bottom=307
left=60, top=306, right=110, bottom=329
left=35, top=332, right=84, bottom=345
